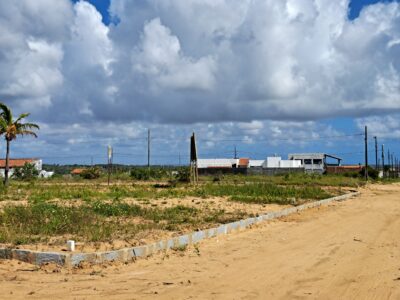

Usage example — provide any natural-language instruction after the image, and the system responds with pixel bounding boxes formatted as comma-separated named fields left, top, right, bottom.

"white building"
left=198, top=157, right=304, bottom=170
left=197, top=158, right=252, bottom=169
left=262, top=157, right=302, bottom=169
left=0, top=158, right=54, bottom=178
left=288, top=153, right=342, bottom=173
left=197, top=159, right=238, bottom=169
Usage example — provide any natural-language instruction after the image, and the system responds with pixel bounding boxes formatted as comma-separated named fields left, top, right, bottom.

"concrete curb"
left=0, top=191, right=360, bottom=267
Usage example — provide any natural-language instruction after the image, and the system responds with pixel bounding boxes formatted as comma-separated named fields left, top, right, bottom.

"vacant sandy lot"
left=0, top=183, right=399, bottom=299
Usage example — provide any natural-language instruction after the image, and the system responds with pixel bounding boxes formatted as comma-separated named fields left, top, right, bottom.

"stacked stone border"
left=0, top=191, right=360, bottom=267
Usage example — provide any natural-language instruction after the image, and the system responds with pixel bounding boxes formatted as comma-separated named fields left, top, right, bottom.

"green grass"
left=227, top=184, right=331, bottom=204
left=0, top=173, right=364, bottom=204
left=186, top=183, right=332, bottom=204
left=206, top=173, right=366, bottom=187
left=0, top=201, right=247, bottom=245
left=0, top=202, right=119, bottom=244
left=0, top=173, right=364, bottom=245
left=0, top=175, right=373, bottom=202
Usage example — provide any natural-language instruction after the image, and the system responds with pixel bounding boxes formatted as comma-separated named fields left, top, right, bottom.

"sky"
left=0, top=0, right=399, bottom=165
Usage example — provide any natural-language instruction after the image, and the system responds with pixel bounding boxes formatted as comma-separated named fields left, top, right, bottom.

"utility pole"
left=388, top=149, right=390, bottom=178
left=178, top=152, right=181, bottom=166
left=364, top=126, right=368, bottom=181
left=374, top=136, right=378, bottom=170
left=234, top=145, right=238, bottom=159
left=381, top=144, right=385, bottom=177
left=190, top=132, right=198, bottom=184
left=147, top=129, right=151, bottom=171
left=391, top=153, right=394, bottom=178
left=389, top=152, right=392, bottom=178
left=107, top=145, right=113, bottom=186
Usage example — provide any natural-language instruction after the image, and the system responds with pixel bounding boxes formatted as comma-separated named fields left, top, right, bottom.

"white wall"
left=280, top=160, right=301, bottom=168
left=39, top=170, right=54, bottom=178
left=34, top=159, right=43, bottom=171
left=197, top=159, right=237, bottom=168
left=263, top=157, right=281, bottom=168
left=262, top=157, right=302, bottom=169
left=249, top=160, right=264, bottom=167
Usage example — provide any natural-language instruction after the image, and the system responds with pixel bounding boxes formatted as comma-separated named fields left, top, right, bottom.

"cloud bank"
left=0, top=0, right=399, bottom=162
left=1, top=0, right=399, bottom=123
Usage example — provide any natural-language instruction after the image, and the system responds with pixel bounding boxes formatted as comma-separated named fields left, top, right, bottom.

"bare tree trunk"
left=4, top=139, right=10, bottom=186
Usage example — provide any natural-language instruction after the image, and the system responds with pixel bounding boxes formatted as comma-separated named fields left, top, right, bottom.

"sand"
left=0, top=183, right=399, bottom=299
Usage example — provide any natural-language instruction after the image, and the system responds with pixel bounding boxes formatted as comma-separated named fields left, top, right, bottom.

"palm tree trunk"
left=4, top=139, right=10, bottom=186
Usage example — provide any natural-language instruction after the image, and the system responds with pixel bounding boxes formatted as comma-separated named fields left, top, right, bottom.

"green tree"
left=0, top=103, right=39, bottom=185
left=12, top=162, right=39, bottom=181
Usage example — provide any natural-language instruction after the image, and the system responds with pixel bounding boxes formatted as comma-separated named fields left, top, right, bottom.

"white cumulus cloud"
left=132, top=18, right=216, bottom=91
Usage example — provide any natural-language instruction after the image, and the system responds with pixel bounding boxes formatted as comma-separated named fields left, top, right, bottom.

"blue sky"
left=1, top=0, right=400, bottom=166
left=79, top=0, right=398, bottom=23
left=73, top=0, right=112, bottom=24
left=349, top=0, right=396, bottom=18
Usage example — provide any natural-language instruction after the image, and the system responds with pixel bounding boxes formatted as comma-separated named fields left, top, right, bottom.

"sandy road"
left=0, top=183, right=400, bottom=299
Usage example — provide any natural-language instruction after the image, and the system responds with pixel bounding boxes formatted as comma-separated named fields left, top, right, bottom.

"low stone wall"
left=198, top=168, right=247, bottom=176
left=248, top=167, right=305, bottom=176
left=0, top=191, right=360, bottom=267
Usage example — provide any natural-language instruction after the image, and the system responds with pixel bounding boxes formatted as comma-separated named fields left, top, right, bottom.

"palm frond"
left=18, top=130, right=38, bottom=138
left=0, top=118, right=8, bottom=133
left=15, top=113, right=30, bottom=124
left=16, top=122, right=40, bottom=131
left=0, top=103, right=39, bottom=140
left=0, top=102, right=12, bottom=124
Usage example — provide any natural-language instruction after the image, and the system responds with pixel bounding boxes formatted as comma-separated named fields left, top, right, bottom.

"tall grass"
left=206, top=173, right=365, bottom=187
left=190, top=183, right=332, bottom=204
left=0, top=174, right=357, bottom=245
left=0, top=203, right=116, bottom=244
left=0, top=201, right=247, bottom=245
left=0, top=178, right=338, bottom=205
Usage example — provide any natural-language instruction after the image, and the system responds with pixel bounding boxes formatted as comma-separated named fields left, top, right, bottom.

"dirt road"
left=1, top=183, right=399, bottom=299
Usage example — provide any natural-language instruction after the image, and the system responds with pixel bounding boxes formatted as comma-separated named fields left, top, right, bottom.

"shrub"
left=342, top=171, right=359, bottom=178
left=130, top=167, right=169, bottom=181
left=12, top=163, right=39, bottom=181
left=359, top=166, right=379, bottom=180
left=175, top=167, right=190, bottom=183
left=80, top=167, right=102, bottom=179
left=130, top=168, right=150, bottom=180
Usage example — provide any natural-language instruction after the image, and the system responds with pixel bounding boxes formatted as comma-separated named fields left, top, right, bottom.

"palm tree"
left=0, top=103, right=39, bottom=185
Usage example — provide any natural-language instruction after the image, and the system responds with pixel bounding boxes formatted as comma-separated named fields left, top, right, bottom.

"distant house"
left=197, top=153, right=343, bottom=175
left=288, top=153, right=342, bottom=174
left=71, top=168, right=86, bottom=175
left=197, top=158, right=257, bottom=169
left=238, top=158, right=249, bottom=168
left=197, top=158, right=253, bottom=175
left=197, top=159, right=237, bottom=169
left=0, top=158, right=42, bottom=177
left=198, top=157, right=303, bottom=172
